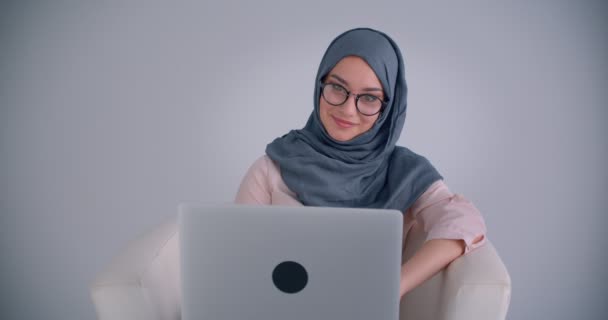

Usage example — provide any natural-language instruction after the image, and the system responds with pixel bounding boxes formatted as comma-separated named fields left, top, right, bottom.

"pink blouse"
left=235, top=155, right=487, bottom=254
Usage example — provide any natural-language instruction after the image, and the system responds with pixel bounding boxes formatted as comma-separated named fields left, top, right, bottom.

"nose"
left=341, top=94, right=358, bottom=116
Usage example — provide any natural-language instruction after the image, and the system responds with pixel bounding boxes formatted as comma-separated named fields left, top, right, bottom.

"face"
left=319, top=56, right=385, bottom=142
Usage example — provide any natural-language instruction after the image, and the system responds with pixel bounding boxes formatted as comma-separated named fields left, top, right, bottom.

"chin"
left=328, top=129, right=356, bottom=142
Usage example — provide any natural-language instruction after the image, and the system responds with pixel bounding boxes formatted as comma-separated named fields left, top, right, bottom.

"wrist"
left=399, top=265, right=410, bottom=297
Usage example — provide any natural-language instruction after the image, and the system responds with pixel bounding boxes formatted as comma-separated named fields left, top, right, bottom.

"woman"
left=235, top=28, right=486, bottom=299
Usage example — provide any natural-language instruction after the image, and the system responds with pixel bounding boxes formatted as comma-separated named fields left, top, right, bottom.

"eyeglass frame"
left=319, top=81, right=388, bottom=116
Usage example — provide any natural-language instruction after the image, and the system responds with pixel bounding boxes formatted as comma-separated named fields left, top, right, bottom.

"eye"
left=360, top=94, right=379, bottom=103
left=330, top=83, right=347, bottom=94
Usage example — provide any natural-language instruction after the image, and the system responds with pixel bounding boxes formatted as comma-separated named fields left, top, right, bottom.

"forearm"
left=399, top=238, right=465, bottom=298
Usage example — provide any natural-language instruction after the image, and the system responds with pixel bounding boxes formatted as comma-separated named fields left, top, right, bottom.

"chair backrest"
left=90, top=219, right=182, bottom=320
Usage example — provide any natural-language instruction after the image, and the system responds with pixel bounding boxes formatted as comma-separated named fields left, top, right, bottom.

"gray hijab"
left=266, top=28, right=442, bottom=212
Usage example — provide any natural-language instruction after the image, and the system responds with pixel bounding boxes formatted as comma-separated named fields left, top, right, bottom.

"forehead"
left=327, top=56, right=382, bottom=88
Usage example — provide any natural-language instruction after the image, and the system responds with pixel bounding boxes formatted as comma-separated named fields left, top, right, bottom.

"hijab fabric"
left=265, top=28, right=442, bottom=212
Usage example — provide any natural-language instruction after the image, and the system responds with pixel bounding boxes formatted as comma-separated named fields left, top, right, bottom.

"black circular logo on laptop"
left=272, top=261, right=308, bottom=294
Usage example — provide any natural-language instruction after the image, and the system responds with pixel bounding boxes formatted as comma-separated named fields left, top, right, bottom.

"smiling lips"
left=332, top=115, right=356, bottom=128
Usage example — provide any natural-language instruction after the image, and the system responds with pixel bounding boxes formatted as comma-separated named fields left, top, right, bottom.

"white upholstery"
left=90, top=216, right=511, bottom=320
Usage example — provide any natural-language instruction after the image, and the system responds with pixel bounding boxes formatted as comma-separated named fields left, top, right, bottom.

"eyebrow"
left=329, top=74, right=383, bottom=92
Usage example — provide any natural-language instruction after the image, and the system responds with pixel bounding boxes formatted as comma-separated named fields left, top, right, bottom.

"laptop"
left=179, top=204, right=403, bottom=320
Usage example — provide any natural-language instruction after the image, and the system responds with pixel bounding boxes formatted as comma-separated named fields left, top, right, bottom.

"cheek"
left=319, top=99, right=330, bottom=124
left=319, top=98, right=327, bottom=114
left=359, top=114, right=378, bottom=132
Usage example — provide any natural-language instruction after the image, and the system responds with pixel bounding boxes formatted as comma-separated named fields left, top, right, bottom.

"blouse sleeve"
left=409, top=180, right=487, bottom=254
left=234, top=156, right=272, bottom=205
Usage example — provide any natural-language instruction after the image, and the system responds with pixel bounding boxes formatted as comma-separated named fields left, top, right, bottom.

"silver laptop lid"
left=179, top=204, right=403, bottom=320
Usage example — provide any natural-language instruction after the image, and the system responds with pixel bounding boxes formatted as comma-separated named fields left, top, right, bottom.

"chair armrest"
left=439, top=241, right=511, bottom=320
left=89, top=285, right=160, bottom=320
left=89, top=219, right=178, bottom=320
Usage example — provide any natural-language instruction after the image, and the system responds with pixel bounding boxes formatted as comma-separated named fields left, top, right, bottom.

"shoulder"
left=235, top=154, right=299, bottom=205
left=411, top=179, right=482, bottom=219
left=249, top=154, right=270, bottom=173
left=249, top=154, right=280, bottom=176
left=235, top=155, right=273, bottom=204
left=418, top=180, right=453, bottom=203
left=243, top=154, right=278, bottom=173
left=407, top=179, right=453, bottom=215
left=242, top=155, right=284, bottom=189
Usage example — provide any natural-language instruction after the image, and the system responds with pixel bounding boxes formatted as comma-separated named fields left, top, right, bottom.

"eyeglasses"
left=320, top=82, right=387, bottom=116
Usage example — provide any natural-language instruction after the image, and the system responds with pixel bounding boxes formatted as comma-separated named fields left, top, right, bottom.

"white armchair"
left=90, top=216, right=510, bottom=320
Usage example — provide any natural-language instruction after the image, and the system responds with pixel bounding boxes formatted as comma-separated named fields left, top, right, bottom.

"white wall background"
left=1, top=0, right=606, bottom=319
